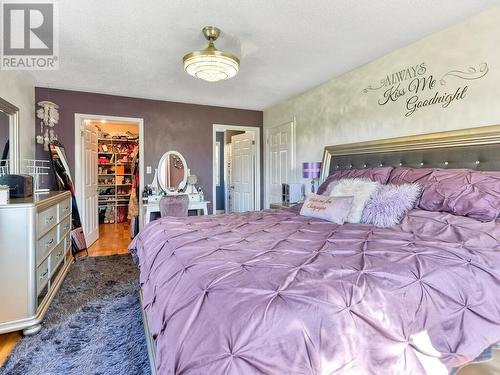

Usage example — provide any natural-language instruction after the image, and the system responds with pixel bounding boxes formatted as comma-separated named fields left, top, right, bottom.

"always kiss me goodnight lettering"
left=362, top=62, right=489, bottom=117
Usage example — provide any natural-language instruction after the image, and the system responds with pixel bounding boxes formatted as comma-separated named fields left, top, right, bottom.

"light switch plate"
left=146, top=166, right=152, bottom=174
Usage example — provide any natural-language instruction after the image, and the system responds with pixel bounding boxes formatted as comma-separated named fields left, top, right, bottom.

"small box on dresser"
left=0, top=191, right=72, bottom=335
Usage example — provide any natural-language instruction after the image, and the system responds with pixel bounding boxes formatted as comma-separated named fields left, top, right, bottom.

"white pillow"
left=300, top=194, right=354, bottom=224
left=329, top=178, right=380, bottom=223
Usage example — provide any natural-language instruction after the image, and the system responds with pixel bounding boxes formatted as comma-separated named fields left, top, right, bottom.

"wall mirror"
left=157, top=151, right=188, bottom=193
left=0, top=97, right=20, bottom=175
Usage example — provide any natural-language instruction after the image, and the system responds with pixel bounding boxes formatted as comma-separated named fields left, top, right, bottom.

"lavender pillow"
left=300, top=194, right=353, bottom=224
left=419, top=169, right=500, bottom=221
left=388, top=167, right=435, bottom=186
left=318, top=167, right=393, bottom=195
left=361, top=183, right=422, bottom=228
left=387, top=167, right=436, bottom=206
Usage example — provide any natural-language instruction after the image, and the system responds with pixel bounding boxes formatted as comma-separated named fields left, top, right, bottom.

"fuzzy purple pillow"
left=361, top=183, right=422, bottom=228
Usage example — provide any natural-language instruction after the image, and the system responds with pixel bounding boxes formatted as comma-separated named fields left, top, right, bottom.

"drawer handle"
left=39, top=270, right=48, bottom=279
left=45, top=215, right=54, bottom=224
left=63, top=206, right=69, bottom=211
left=63, top=225, right=69, bottom=231
left=45, top=238, right=54, bottom=248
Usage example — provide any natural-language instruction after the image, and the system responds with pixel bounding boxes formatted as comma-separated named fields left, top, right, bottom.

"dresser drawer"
left=58, top=215, right=71, bottom=238
left=58, top=197, right=71, bottom=220
left=37, top=258, right=49, bottom=295
left=50, top=242, right=66, bottom=275
left=37, top=226, right=58, bottom=264
left=37, top=205, right=58, bottom=237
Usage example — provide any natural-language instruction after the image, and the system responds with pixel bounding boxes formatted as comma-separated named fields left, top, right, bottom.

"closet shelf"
left=99, top=174, right=133, bottom=177
left=98, top=132, right=138, bottom=225
left=98, top=138, right=138, bottom=142
left=98, top=184, right=132, bottom=187
left=98, top=162, right=134, bottom=166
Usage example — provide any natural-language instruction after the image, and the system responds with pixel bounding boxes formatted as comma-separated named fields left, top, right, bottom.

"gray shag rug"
left=0, top=255, right=150, bottom=375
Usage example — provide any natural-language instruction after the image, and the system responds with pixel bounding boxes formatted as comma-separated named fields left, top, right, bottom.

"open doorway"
left=75, top=114, right=144, bottom=247
left=212, top=124, right=261, bottom=215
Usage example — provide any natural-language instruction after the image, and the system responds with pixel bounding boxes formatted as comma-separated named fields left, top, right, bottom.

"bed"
left=130, top=125, right=500, bottom=375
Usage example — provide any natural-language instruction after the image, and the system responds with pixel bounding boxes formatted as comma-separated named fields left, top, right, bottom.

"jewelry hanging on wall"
left=36, top=101, right=60, bottom=151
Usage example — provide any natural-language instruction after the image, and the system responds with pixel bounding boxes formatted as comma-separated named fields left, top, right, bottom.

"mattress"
left=130, top=208, right=500, bottom=374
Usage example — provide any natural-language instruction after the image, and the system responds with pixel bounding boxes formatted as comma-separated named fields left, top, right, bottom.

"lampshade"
left=303, top=162, right=321, bottom=179
left=183, top=26, right=240, bottom=82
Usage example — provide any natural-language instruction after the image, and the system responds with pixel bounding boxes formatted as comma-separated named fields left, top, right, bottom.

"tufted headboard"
left=320, top=124, right=500, bottom=182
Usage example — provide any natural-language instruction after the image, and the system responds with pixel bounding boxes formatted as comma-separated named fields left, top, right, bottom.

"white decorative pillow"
left=329, top=178, right=380, bottom=223
left=299, top=194, right=353, bottom=224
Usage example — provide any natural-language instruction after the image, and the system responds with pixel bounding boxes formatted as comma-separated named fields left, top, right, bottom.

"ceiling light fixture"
left=183, top=26, right=240, bottom=82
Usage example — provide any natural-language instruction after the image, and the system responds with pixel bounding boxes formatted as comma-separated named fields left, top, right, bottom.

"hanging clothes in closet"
left=128, top=144, right=140, bottom=237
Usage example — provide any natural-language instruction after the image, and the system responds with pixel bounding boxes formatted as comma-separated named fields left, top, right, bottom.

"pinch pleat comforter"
left=130, top=208, right=500, bottom=375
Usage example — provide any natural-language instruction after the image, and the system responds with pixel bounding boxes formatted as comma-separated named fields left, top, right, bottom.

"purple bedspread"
left=130, top=208, right=500, bottom=374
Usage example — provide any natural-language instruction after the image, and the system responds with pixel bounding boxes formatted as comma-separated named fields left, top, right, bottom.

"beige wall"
left=0, top=70, right=35, bottom=168
left=264, top=6, right=500, bottom=197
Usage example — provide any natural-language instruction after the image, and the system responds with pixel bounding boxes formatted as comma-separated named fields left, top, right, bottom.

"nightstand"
left=269, top=202, right=296, bottom=209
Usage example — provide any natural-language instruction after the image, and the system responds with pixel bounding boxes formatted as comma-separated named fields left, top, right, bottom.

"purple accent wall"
left=35, top=88, right=263, bottom=210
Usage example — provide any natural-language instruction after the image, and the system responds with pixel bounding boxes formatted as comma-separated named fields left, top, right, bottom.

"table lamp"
left=303, top=162, right=322, bottom=193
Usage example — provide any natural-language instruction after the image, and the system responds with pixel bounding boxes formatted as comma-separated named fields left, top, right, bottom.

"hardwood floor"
left=0, top=333, right=21, bottom=367
left=86, top=222, right=132, bottom=257
left=0, top=222, right=133, bottom=367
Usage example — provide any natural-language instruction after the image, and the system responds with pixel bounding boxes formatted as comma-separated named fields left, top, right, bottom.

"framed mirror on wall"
left=0, top=97, right=20, bottom=175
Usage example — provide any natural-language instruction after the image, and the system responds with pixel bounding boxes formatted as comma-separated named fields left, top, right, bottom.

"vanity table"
left=143, top=150, right=210, bottom=227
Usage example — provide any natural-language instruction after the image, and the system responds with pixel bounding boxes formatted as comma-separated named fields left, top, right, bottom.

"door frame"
left=74, top=114, right=145, bottom=241
left=212, top=124, right=261, bottom=215
left=264, top=118, right=296, bottom=208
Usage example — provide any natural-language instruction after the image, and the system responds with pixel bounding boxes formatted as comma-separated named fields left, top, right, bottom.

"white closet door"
left=231, top=132, right=255, bottom=213
left=267, top=121, right=294, bottom=206
left=83, top=122, right=99, bottom=245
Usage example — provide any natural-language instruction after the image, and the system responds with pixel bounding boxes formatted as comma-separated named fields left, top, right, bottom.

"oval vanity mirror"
left=157, top=151, right=188, bottom=193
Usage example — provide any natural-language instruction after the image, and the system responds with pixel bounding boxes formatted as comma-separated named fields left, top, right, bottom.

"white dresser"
left=0, top=191, right=73, bottom=335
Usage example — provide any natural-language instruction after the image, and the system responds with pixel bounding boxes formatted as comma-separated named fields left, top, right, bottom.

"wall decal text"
left=362, top=62, right=489, bottom=117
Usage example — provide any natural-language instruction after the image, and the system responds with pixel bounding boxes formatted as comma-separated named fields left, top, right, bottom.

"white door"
left=231, top=132, right=255, bottom=213
left=267, top=121, right=294, bottom=206
left=82, top=122, right=99, bottom=245
left=225, top=143, right=232, bottom=213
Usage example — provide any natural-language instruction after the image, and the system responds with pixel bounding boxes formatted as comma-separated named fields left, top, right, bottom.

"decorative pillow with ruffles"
left=419, top=168, right=500, bottom=222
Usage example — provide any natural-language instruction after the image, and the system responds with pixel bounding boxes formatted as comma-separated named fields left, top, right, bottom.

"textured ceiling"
left=27, top=0, right=498, bottom=110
